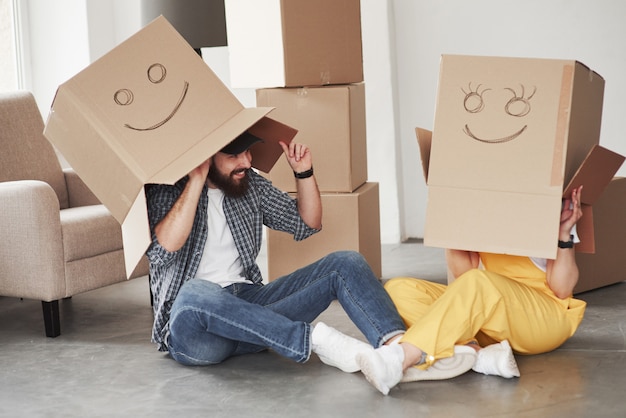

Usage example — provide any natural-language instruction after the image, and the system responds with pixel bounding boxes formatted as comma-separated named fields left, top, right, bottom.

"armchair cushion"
left=61, top=205, right=123, bottom=263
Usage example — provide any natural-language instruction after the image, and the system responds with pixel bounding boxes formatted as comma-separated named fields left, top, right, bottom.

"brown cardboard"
left=417, top=127, right=623, bottom=259
left=564, top=145, right=625, bottom=253
left=425, top=55, right=608, bottom=259
left=257, top=84, right=367, bottom=192
left=224, top=0, right=363, bottom=88
left=575, top=177, right=626, bottom=293
left=267, top=182, right=381, bottom=280
left=43, top=16, right=297, bottom=276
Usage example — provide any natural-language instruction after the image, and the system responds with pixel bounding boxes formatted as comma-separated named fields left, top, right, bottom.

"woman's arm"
left=446, top=249, right=480, bottom=282
left=546, top=185, right=583, bottom=298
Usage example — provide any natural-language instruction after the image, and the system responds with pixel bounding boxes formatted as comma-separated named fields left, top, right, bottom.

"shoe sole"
left=401, top=346, right=477, bottom=382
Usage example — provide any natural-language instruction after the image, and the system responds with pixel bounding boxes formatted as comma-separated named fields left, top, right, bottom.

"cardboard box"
left=44, top=16, right=297, bottom=276
left=575, top=177, right=626, bottom=294
left=257, top=83, right=367, bottom=192
left=267, top=182, right=381, bottom=280
left=422, top=55, right=623, bottom=260
left=224, top=0, right=363, bottom=88
left=418, top=126, right=623, bottom=258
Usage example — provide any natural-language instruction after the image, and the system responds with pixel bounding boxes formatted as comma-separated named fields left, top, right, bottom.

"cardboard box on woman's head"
left=417, top=55, right=624, bottom=260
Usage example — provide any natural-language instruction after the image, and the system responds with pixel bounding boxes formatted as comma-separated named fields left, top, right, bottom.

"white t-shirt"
left=195, top=188, right=251, bottom=287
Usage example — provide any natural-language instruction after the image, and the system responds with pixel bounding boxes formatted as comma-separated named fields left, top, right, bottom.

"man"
left=144, top=132, right=407, bottom=373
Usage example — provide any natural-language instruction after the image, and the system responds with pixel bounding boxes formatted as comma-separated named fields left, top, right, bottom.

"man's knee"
left=324, top=250, right=369, bottom=270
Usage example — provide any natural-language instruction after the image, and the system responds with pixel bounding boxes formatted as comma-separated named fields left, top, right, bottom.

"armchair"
left=0, top=91, right=148, bottom=337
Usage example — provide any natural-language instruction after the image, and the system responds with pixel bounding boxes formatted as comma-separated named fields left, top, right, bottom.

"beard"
left=207, top=164, right=250, bottom=198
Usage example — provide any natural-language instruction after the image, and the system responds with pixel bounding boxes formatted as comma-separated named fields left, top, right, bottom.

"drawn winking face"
left=461, top=83, right=536, bottom=144
left=113, top=63, right=189, bottom=131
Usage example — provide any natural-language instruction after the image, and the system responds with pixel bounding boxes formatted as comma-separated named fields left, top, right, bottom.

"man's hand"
left=279, top=141, right=312, bottom=174
left=189, top=158, right=211, bottom=184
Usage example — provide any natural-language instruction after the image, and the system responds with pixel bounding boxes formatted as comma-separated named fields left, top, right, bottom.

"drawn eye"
left=462, top=83, right=491, bottom=113
left=114, top=88, right=134, bottom=106
left=148, top=63, right=167, bottom=84
left=504, top=85, right=536, bottom=117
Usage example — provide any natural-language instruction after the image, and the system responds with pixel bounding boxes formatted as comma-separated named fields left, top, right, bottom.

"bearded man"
left=144, top=132, right=407, bottom=375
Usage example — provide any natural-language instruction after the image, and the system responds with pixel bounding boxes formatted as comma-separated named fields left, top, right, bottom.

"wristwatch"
left=294, top=167, right=314, bottom=179
left=557, top=235, right=574, bottom=249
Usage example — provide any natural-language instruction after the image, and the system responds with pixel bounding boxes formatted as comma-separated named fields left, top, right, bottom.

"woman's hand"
left=559, top=185, right=583, bottom=241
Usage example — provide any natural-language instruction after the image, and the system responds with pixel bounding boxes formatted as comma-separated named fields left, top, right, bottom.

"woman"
left=357, top=186, right=587, bottom=395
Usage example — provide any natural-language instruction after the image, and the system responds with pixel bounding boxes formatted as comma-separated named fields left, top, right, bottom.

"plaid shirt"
left=145, top=170, right=318, bottom=351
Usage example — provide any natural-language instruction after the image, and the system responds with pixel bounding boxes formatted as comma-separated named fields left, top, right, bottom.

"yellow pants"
left=385, top=253, right=586, bottom=368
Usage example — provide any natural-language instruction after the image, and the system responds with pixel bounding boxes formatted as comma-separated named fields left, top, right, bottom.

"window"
left=0, top=0, right=18, bottom=92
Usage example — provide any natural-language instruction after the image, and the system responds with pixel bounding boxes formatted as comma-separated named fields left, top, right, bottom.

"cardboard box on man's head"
left=44, top=16, right=297, bottom=276
left=421, top=54, right=624, bottom=260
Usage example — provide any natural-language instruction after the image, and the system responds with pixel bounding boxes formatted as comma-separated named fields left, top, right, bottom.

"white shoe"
left=310, top=322, right=373, bottom=373
left=472, top=340, right=520, bottom=378
left=401, top=345, right=477, bottom=382
left=356, top=344, right=404, bottom=396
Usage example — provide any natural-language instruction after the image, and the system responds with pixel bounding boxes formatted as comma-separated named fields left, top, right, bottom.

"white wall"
left=22, top=0, right=90, bottom=115
left=23, top=0, right=626, bottom=243
left=392, top=0, right=626, bottom=238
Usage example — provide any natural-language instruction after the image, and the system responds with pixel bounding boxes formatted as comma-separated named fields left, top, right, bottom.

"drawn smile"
left=463, top=124, right=527, bottom=144
left=124, top=81, right=189, bottom=131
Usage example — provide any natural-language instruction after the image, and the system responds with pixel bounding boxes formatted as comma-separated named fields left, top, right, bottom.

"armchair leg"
left=41, top=300, right=61, bottom=337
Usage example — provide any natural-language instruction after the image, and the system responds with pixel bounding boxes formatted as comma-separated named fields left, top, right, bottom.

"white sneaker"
left=401, top=345, right=477, bottom=382
left=310, top=322, right=373, bottom=373
left=356, top=344, right=404, bottom=396
left=472, top=340, right=520, bottom=378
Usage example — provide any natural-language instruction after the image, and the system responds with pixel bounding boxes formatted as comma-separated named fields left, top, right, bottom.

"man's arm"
left=279, top=141, right=322, bottom=230
left=154, top=159, right=210, bottom=252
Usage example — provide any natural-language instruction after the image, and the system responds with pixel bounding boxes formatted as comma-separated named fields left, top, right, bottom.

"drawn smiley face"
left=461, top=83, right=536, bottom=144
left=113, top=63, right=189, bottom=131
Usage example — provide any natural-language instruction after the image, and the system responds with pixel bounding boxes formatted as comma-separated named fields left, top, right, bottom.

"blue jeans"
left=167, top=251, right=405, bottom=366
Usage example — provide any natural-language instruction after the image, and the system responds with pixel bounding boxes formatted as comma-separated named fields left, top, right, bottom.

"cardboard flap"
left=248, top=115, right=298, bottom=173
left=563, top=144, right=625, bottom=204
left=415, top=127, right=432, bottom=183
left=148, top=107, right=279, bottom=185
left=121, top=191, right=151, bottom=278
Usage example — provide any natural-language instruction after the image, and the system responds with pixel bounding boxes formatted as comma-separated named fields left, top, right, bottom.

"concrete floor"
left=1, top=242, right=625, bottom=418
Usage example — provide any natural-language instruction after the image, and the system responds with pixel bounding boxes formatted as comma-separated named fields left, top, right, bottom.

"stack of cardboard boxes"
left=225, top=0, right=382, bottom=279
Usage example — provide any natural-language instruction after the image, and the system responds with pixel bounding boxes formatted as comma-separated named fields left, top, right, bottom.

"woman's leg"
left=384, top=277, right=447, bottom=330
left=399, top=269, right=580, bottom=364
